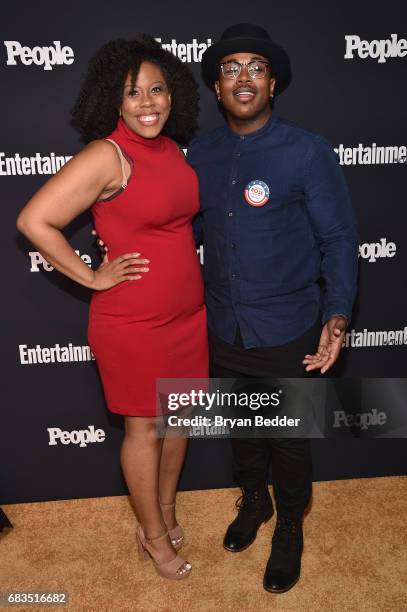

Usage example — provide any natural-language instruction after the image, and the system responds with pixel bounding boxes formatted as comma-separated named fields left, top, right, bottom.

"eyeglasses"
left=219, top=60, right=271, bottom=79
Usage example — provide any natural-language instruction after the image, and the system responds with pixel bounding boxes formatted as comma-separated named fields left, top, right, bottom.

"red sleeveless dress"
left=88, top=119, right=208, bottom=416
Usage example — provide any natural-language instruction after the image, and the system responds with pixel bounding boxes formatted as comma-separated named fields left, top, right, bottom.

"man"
left=187, top=23, right=358, bottom=593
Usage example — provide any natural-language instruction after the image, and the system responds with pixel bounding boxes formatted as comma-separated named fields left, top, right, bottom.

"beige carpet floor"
left=1, top=477, right=406, bottom=612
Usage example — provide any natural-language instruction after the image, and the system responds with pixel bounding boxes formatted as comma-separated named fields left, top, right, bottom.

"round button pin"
left=244, top=180, right=270, bottom=207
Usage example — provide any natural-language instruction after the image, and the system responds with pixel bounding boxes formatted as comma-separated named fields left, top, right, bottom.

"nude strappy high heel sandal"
left=136, top=525, right=191, bottom=580
left=159, top=500, right=185, bottom=550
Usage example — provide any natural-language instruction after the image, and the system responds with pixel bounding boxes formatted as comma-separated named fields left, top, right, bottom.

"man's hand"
left=91, top=228, right=109, bottom=263
left=302, top=316, right=347, bottom=374
left=90, top=228, right=150, bottom=289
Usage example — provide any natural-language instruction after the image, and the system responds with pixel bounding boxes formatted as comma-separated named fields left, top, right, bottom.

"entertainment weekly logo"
left=19, top=343, right=95, bottom=365
left=0, top=152, right=72, bottom=176
left=155, top=37, right=212, bottom=62
left=344, top=34, right=407, bottom=63
left=334, top=143, right=406, bottom=165
left=343, top=326, right=407, bottom=348
left=3, top=41, right=74, bottom=70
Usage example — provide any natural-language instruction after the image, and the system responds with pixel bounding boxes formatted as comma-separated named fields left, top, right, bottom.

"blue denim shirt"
left=188, top=114, right=359, bottom=348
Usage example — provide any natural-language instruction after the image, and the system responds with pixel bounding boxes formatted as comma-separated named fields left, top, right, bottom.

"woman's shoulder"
left=77, top=138, right=125, bottom=164
left=86, top=138, right=120, bottom=153
left=61, top=139, right=123, bottom=183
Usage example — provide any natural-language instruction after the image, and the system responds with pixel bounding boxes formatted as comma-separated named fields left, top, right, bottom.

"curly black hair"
left=71, top=35, right=199, bottom=145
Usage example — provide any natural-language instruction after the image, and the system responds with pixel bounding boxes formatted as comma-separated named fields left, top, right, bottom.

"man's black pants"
left=209, top=319, right=322, bottom=520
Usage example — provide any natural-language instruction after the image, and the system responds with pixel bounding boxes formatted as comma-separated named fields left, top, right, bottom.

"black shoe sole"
left=223, top=509, right=274, bottom=553
left=223, top=534, right=257, bottom=553
left=263, top=574, right=300, bottom=594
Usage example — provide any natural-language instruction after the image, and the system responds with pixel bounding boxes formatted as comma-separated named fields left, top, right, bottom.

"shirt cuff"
left=323, top=313, right=349, bottom=327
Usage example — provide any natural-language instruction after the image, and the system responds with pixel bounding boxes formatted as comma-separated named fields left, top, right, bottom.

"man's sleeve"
left=304, top=136, right=359, bottom=324
left=186, top=139, right=203, bottom=247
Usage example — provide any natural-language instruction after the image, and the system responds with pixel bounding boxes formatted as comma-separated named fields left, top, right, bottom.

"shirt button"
left=231, top=242, right=236, bottom=248
left=228, top=212, right=233, bottom=217
left=236, top=152, right=241, bottom=157
left=231, top=179, right=236, bottom=185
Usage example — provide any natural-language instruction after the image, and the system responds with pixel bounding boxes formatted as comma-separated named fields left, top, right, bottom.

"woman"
left=16, top=36, right=208, bottom=580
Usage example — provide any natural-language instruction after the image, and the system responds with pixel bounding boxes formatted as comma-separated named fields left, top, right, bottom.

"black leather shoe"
left=263, top=516, right=303, bottom=593
left=223, top=486, right=274, bottom=552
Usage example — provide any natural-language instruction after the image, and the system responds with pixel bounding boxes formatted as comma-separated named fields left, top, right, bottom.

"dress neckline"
left=115, top=117, right=165, bottom=150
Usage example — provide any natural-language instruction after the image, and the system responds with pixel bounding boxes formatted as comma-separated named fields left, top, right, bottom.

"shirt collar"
left=225, top=113, right=278, bottom=142
left=115, top=117, right=164, bottom=150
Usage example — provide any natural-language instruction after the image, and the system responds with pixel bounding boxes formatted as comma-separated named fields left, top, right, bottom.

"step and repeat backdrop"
left=1, top=0, right=406, bottom=503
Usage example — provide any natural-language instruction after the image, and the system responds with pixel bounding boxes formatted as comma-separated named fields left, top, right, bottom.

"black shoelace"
left=235, top=488, right=268, bottom=513
left=273, top=518, right=302, bottom=548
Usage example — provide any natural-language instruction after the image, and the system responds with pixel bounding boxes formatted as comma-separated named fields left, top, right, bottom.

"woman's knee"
left=124, top=415, right=160, bottom=441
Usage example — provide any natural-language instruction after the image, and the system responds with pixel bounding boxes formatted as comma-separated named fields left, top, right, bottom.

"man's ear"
left=214, top=81, right=221, bottom=101
left=269, top=78, right=276, bottom=97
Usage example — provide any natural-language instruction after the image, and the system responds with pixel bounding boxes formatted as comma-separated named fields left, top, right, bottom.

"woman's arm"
left=17, top=141, right=145, bottom=290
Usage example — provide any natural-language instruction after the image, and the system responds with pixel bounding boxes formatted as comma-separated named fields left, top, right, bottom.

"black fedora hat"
left=201, top=23, right=291, bottom=95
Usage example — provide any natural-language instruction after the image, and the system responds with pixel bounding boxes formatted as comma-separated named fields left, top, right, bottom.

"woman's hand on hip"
left=91, top=252, right=150, bottom=291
